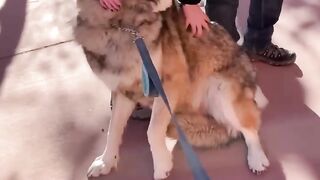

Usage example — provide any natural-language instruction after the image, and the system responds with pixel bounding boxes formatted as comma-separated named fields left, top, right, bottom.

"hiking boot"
left=244, top=43, right=296, bottom=66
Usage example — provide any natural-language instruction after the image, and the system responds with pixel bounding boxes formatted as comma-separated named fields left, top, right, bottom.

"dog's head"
left=76, top=0, right=172, bottom=27
left=123, top=0, right=173, bottom=12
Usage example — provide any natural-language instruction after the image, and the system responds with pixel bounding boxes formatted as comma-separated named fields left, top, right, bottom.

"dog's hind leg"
left=207, top=78, right=269, bottom=174
left=232, top=90, right=270, bottom=174
left=87, top=92, right=135, bottom=178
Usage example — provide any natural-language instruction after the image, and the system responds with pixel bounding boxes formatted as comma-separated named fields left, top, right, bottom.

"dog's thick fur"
left=74, top=0, right=270, bottom=179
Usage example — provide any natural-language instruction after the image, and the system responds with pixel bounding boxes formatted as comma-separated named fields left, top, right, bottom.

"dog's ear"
left=152, top=0, right=172, bottom=12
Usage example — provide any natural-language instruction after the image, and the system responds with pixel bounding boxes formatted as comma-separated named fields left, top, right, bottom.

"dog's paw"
left=247, top=149, right=270, bottom=174
left=87, top=155, right=117, bottom=178
left=153, top=157, right=173, bottom=179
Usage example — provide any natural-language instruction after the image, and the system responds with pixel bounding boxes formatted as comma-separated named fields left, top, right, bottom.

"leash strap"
left=135, top=37, right=210, bottom=180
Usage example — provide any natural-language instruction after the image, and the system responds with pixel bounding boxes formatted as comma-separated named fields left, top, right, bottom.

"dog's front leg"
left=148, top=95, right=178, bottom=180
left=87, top=92, right=135, bottom=178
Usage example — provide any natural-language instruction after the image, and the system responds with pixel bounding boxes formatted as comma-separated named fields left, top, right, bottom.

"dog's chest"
left=83, top=48, right=141, bottom=88
left=75, top=16, right=162, bottom=100
left=82, top=41, right=162, bottom=102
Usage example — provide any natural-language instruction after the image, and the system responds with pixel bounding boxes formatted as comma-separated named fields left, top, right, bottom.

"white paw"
left=247, top=149, right=270, bottom=174
left=153, top=153, right=173, bottom=179
left=87, top=155, right=118, bottom=178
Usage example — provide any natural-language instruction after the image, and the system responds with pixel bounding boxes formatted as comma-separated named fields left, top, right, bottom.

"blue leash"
left=116, top=25, right=210, bottom=180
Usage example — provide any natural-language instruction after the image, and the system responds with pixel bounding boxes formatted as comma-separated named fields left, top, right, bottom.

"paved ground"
left=0, top=0, right=319, bottom=180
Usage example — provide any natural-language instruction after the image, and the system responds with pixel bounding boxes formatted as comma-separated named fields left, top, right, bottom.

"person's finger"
left=100, top=0, right=108, bottom=9
left=113, top=0, right=121, bottom=11
left=114, top=0, right=122, bottom=7
left=104, top=0, right=113, bottom=10
left=203, top=21, right=210, bottom=31
left=105, top=0, right=117, bottom=11
left=191, top=24, right=197, bottom=36
left=109, top=0, right=120, bottom=11
left=185, top=19, right=190, bottom=29
left=196, top=25, right=203, bottom=37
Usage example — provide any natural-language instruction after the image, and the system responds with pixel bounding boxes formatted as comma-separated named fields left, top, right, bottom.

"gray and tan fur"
left=74, top=0, right=270, bottom=179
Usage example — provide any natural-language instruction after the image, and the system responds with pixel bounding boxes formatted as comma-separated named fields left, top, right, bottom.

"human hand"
left=182, top=4, right=210, bottom=37
left=99, top=0, right=122, bottom=11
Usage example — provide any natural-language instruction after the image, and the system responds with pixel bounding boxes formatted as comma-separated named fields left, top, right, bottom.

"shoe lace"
left=260, top=43, right=288, bottom=59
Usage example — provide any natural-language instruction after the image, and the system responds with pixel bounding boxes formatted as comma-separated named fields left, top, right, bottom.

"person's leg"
left=244, top=0, right=282, bottom=50
left=243, top=0, right=296, bottom=66
left=205, top=0, right=240, bottom=41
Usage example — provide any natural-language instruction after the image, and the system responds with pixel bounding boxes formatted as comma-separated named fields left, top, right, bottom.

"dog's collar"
left=111, top=24, right=143, bottom=42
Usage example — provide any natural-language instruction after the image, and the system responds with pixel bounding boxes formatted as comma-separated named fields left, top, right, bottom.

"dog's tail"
left=167, top=113, right=238, bottom=148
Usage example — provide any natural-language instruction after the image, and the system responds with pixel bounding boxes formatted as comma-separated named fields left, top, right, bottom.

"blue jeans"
left=205, top=0, right=283, bottom=51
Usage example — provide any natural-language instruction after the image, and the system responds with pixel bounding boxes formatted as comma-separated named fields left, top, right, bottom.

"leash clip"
left=131, top=32, right=143, bottom=43
left=113, top=24, right=143, bottom=43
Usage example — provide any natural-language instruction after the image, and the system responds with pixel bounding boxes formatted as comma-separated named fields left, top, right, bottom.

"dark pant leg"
left=243, top=0, right=283, bottom=51
left=205, top=0, right=240, bottom=41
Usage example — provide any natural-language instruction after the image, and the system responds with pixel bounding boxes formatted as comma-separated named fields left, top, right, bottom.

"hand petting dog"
left=182, top=4, right=210, bottom=37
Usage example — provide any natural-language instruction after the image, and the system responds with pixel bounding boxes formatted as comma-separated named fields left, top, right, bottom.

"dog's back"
left=159, top=6, right=257, bottom=147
